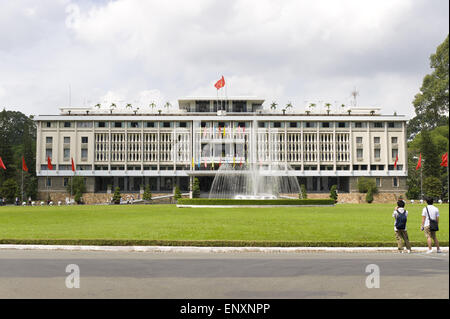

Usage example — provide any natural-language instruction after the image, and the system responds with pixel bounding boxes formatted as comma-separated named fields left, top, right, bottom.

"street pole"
left=21, top=169, right=23, bottom=203
left=420, top=165, right=423, bottom=201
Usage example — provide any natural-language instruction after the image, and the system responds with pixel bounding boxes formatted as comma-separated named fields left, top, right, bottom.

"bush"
left=330, top=185, right=338, bottom=202
left=174, top=185, right=182, bottom=201
left=112, top=187, right=121, bottom=204
left=177, top=198, right=335, bottom=206
left=143, top=184, right=152, bottom=201
left=74, top=190, right=83, bottom=204
left=299, top=184, right=307, bottom=199
left=192, top=178, right=201, bottom=198
left=66, top=176, right=87, bottom=197
left=357, top=177, right=377, bottom=193
left=366, top=187, right=374, bottom=203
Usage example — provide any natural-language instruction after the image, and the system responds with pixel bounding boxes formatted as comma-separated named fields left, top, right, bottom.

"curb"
left=0, top=244, right=448, bottom=253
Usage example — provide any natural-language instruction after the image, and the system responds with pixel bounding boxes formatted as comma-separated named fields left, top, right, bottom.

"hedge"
left=1, top=239, right=447, bottom=247
left=177, top=198, right=335, bottom=206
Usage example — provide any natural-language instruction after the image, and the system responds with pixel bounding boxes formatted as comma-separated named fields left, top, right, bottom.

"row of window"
left=43, top=121, right=403, bottom=129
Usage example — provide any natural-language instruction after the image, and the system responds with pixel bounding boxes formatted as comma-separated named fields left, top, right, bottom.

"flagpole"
left=21, top=168, right=24, bottom=203
left=420, top=164, right=423, bottom=201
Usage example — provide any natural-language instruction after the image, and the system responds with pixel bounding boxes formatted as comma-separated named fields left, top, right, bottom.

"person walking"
left=393, top=200, right=411, bottom=253
left=420, top=197, right=441, bottom=254
left=421, top=197, right=441, bottom=254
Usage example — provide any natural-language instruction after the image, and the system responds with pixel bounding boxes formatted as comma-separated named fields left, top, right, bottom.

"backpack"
left=395, top=210, right=407, bottom=230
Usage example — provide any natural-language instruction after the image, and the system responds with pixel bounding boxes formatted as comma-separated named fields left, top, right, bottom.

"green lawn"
left=0, top=204, right=448, bottom=246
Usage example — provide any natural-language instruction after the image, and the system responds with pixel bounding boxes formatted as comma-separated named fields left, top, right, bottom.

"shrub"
left=112, top=187, right=121, bottom=204
left=66, top=176, right=87, bottom=197
left=74, top=190, right=83, bottom=204
left=299, top=184, right=307, bottom=199
left=143, top=184, right=152, bottom=201
left=192, top=178, right=201, bottom=198
left=357, top=177, right=377, bottom=193
left=330, top=185, right=338, bottom=202
left=366, top=187, right=374, bottom=203
left=174, top=185, right=182, bottom=201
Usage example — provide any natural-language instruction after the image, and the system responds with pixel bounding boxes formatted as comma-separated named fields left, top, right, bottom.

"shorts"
left=424, top=226, right=437, bottom=241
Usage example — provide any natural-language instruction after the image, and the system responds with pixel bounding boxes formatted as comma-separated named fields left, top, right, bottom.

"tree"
left=423, top=176, right=442, bottom=199
left=66, top=176, right=86, bottom=196
left=112, top=187, right=121, bottom=204
left=0, top=178, right=19, bottom=203
left=299, top=184, right=307, bottom=199
left=419, top=129, right=440, bottom=179
left=143, top=184, right=152, bottom=201
left=174, top=185, right=182, bottom=201
left=0, top=109, right=16, bottom=182
left=366, top=187, right=374, bottom=204
left=330, top=185, right=338, bottom=202
left=192, top=178, right=200, bottom=198
left=357, top=177, right=377, bottom=193
left=408, top=35, right=449, bottom=139
left=270, top=102, right=277, bottom=111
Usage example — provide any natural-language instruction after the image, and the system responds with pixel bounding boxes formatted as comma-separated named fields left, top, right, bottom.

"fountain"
left=209, top=163, right=300, bottom=199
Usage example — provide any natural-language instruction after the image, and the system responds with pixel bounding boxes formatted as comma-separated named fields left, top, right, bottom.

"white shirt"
left=393, top=208, right=408, bottom=231
left=422, top=205, right=440, bottom=227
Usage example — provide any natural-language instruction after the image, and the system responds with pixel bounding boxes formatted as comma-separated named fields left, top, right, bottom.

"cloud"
left=0, top=0, right=448, bottom=117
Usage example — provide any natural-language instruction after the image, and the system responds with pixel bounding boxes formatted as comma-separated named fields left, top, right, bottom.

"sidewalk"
left=0, top=244, right=448, bottom=253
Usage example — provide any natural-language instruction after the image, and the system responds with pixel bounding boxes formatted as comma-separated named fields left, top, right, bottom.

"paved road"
left=0, top=250, right=448, bottom=299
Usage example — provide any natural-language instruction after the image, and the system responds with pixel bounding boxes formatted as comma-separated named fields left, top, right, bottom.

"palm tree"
left=286, top=102, right=293, bottom=110
left=270, top=102, right=277, bottom=111
left=126, top=103, right=132, bottom=109
left=149, top=101, right=156, bottom=112
left=110, top=103, right=117, bottom=109
left=94, top=103, right=101, bottom=109
left=164, top=102, right=172, bottom=110
left=133, top=107, right=140, bottom=115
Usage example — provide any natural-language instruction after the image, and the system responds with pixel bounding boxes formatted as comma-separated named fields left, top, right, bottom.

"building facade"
left=35, top=97, right=408, bottom=201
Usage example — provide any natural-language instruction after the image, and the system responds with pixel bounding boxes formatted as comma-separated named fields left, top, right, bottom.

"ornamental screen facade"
left=35, top=97, right=408, bottom=198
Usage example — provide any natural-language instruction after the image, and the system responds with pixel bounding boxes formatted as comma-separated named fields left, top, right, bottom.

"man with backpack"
left=421, top=197, right=441, bottom=254
left=393, top=200, right=411, bottom=253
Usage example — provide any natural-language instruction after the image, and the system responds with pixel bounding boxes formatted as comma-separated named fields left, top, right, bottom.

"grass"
left=0, top=204, right=448, bottom=246
left=177, top=198, right=335, bottom=206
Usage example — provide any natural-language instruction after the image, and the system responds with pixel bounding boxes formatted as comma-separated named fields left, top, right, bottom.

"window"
left=338, top=122, right=346, bottom=128
left=321, top=122, right=330, bottom=128
left=392, top=148, right=398, bottom=159
left=289, top=122, right=298, bottom=128
left=46, top=122, right=51, bottom=128
left=97, top=122, right=107, bottom=128
left=77, top=122, right=92, bottom=128
left=273, top=122, right=281, bottom=128
left=46, top=137, right=53, bottom=144
left=114, top=122, right=122, bottom=128
left=63, top=148, right=70, bottom=160
left=393, top=177, right=398, bottom=187
left=179, top=122, right=187, bottom=128
left=63, top=137, right=70, bottom=144
left=374, top=137, right=380, bottom=144
left=63, top=122, right=71, bottom=128
left=354, top=122, right=363, bottom=128
left=146, top=122, right=155, bottom=128
left=129, top=122, right=139, bottom=128
left=376, top=178, right=381, bottom=187
left=304, top=122, right=315, bottom=128
left=373, top=122, right=383, bottom=128
left=163, top=122, right=171, bottom=128
left=388, top=122, right=395, bottom=128
left=45, top=149, right=52, bottom=158
left=258, top=122, right=266, bottom=128
left=81, top=149, right=88, bottom=159
left=63, top=178, right=69, bottom=187
left=356, top=137, right=363, bottom=144
left=81, top=137, right=88, bottom=144
left=356, top=148, right=363, bottom=159
left=391, top=137, right=398, bottom=144
left=374, top=148, right=381, bottom=159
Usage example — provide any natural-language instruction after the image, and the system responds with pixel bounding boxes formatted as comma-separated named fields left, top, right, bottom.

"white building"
left=35, top=97, right=408, bottom=200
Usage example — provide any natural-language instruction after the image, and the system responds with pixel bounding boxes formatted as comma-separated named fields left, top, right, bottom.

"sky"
left=0, top=0, right=448, bottom=117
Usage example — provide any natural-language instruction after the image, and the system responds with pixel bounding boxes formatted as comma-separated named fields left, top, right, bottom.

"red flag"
left=0, top=157, right=6, bottom=170
left=214, top=76, right=225, bottom=90
left=71, top=157, right=75, bottom=172
left=47, top=156, right=53, bottom=170
left=415, top=153, right=421, bottom=170
left=441, top=152, right=448, bottom=167
left=22, top=156, right=28, bottom=172
left=394, top=154, right=398, bottom=168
